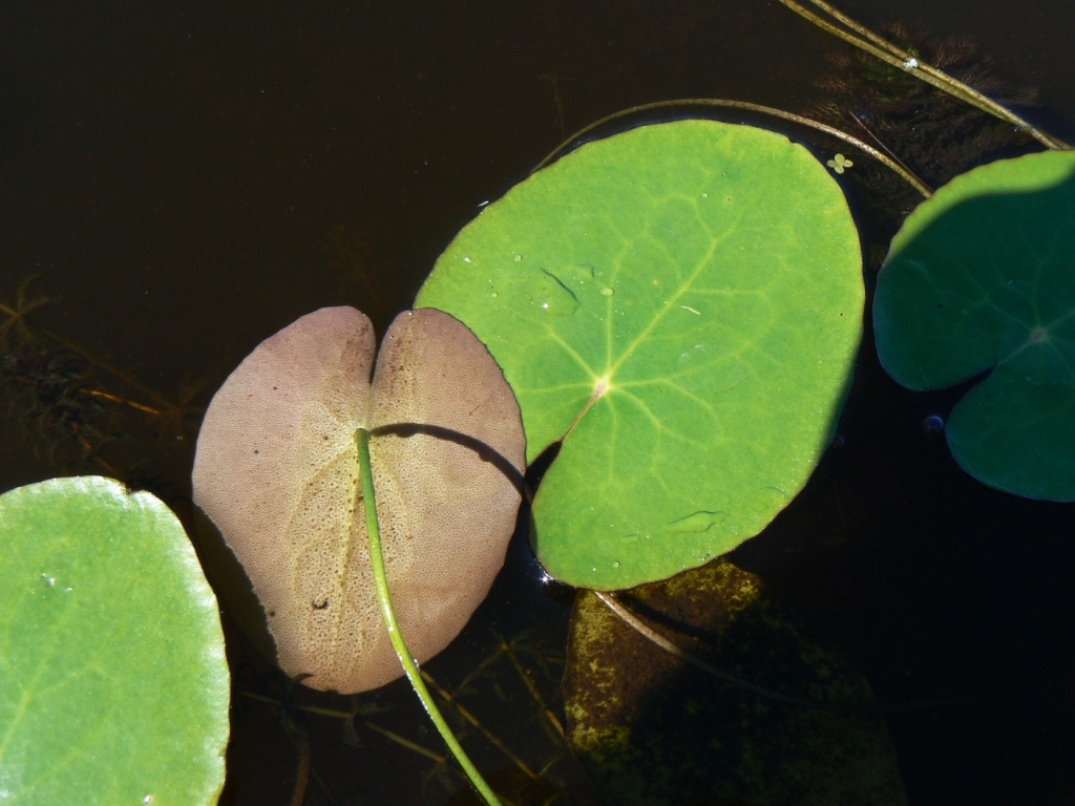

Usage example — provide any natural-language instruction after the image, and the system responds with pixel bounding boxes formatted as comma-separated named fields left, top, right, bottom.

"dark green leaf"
left=874, top=150, right=1075, bottom=500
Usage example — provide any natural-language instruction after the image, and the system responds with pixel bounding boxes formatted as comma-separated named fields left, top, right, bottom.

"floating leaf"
left=0, top=476, right=229, bottom=804
left=874, top=150, right=1075, bottom=500
left=416, top=120, right=863, bottom=589
left=563, top=560, right=907, bottom=805
left=192, top=307, right=525, bottom=693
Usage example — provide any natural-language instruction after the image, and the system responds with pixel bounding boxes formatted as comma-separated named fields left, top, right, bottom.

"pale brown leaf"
left=193, top=306, right=525, bottom=693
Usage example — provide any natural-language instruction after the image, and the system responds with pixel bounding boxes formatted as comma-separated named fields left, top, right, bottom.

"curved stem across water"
left=354, top=427, right=502, bottom=806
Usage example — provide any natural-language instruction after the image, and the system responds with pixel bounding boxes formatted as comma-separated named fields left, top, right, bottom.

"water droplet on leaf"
left=923, top=414, right=945, bottom=434
left=530, top=270, right=580, bottom=316
left=677, top=343, right=708, bottom=365
left=566, top=264, right=596, bottom=287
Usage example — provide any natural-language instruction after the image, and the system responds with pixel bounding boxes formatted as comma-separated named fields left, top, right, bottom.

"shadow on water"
left=733, top=178, right=1075, bottom=806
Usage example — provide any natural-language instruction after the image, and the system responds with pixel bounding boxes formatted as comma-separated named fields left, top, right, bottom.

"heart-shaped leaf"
left=416, top=120, right=863, bottom=589
left=192, top=306, right=525, bottom=693
left=874, top=150, right=1075, bottom=501
left=0, top=476, right=229, bottom=804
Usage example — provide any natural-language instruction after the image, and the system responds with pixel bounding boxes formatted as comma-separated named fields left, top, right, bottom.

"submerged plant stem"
left=535, top=98, right=934, bottom=198
left=354, top=427, right=502, bottom=806
left=421, top=669, right=541, bottom=781
left=778, top=0, right=1070, bottom=150
left=595, top=591, right=998, bottom=714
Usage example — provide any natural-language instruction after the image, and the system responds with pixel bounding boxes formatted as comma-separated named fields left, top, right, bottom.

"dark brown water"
left=4, top=2, right=1075, bottom=804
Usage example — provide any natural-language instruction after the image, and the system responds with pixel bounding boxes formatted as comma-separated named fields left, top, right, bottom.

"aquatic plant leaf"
left=874, top=150, right=1075, bottom=500
left=192, top=306, right=525, bottom=693
left=562, top=560, right=907, bottom=805
left=0, top=476, right=229, bottom=804
left=416, top=120, right=862, bottom=589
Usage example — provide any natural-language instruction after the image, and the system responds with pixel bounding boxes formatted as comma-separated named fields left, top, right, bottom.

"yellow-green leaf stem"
left=354, top=427, right=502, bottom=806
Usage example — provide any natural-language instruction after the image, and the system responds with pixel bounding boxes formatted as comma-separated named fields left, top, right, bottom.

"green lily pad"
left=416, top=120, right=863, bottom=589
left=874, top=150, right=1075, bottom=500
left=0, top=476, right=229, bottom=805
left=563, top=560, right=907, bottom=805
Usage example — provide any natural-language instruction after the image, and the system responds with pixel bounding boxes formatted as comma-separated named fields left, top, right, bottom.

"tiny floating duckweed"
left=827, top=153, right=854, bottom=174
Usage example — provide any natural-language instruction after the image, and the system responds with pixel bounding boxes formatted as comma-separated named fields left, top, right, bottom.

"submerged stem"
left=595, top=590, right=998, bottom=714
left=354, top=427, right=502, bottom=806
left=778, top=0, right=1071, bottom=150
left=534, top=97, right=933, bottom=198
